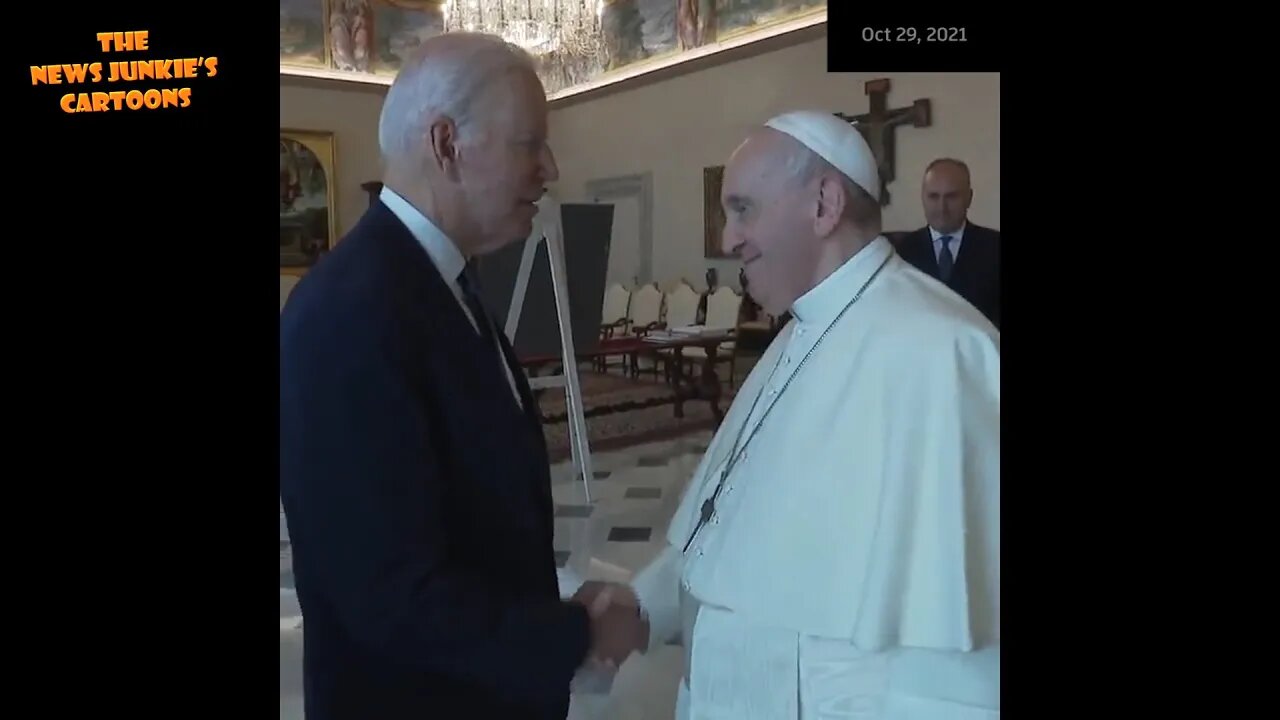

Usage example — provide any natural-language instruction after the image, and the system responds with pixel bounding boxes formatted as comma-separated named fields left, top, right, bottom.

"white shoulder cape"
left=666, top=241, right=1000, bottom=653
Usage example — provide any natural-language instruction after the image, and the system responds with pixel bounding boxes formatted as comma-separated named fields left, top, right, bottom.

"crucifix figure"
left=836, top=79, right=931, bottom=205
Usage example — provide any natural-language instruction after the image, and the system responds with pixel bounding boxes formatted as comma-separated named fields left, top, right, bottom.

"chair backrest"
left=601, top=282, right=631, bottom=324
left=280, top=274, right=301, bottom=313
left=664, top=281, right=700, bottom=328
left=630, top=284, right=663, bottom=327
left=705, top=286, right=742, bottom=330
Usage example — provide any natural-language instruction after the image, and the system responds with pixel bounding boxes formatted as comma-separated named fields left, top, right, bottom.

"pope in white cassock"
left=580, top=111, right=1000, bottom=719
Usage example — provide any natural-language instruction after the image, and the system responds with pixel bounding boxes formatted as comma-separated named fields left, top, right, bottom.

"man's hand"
left=587, top=598, right=646, bottom=667
left=572, top=581, right=637, bottom=613
left=570, top=581, right=648, bottom=667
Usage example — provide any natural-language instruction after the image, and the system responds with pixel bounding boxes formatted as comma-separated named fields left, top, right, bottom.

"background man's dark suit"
left=280, top=200, right=591, bottom=719
left=895, top=223, right=1001, bottom=330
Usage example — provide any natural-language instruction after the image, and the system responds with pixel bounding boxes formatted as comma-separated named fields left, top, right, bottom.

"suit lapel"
left=910, top=230, right=941, bottom=276
left=494, top=329, right=554, bottom=520
left=495, top=329, right=540, bottom=427
left=375, top=200, right=481, bottom=341
left=375, top=202, right=556, bottom=541
left=950, top=226, right=984, bottom=289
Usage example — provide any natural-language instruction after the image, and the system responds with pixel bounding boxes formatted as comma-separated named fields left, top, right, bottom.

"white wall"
left=547, top=34, right=1000, bottom=289
left=281, top=79, right=388, bottom=239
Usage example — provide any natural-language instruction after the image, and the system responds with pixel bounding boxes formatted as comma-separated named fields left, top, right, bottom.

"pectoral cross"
left=683, top=497, right=717, bottom=552
left=836, top=78, right=932, bottom=206
left=684, top=471, right=726, bottom=552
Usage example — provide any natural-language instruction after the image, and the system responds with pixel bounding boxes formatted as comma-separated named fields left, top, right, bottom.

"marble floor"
left=280, top=430, right=712, bottom=720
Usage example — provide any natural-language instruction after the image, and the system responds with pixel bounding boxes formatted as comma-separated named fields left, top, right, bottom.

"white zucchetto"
left=765, top=110, right=880, bottom=201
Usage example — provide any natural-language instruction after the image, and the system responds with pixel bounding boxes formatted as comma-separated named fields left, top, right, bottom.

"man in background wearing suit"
left=279, top=33, right=645, bottom=720
left=897, top=158, right=1001, bottom=329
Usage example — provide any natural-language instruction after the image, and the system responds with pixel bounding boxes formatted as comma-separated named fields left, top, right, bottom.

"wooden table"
left=519, top=330, right=735, bottom=427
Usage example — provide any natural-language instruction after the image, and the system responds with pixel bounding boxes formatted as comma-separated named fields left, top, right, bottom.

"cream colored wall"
left=547, top=35, right=1000, bottom=288
left=281, top=79, right=388, bottom=239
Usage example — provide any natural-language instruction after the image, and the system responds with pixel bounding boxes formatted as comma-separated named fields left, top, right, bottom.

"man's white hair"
left=377, top=32, right=539, bottom=162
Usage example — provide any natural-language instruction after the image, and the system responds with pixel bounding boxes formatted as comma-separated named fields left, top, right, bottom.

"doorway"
left=584, top=173, right=653, bottom=286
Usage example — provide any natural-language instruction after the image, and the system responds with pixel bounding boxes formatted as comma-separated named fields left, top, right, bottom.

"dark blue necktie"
left=456, top=268, right=495, bottom=344
left=458, top=269, right=524, bottom=410
left=937, top=235, right=955, bottom=283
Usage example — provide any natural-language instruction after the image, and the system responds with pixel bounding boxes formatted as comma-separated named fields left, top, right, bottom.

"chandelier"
left=443, top=0, right=604, bottom=57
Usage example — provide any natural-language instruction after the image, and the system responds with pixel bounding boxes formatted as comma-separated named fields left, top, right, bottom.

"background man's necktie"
left=937, top=235, right=954, bottom=283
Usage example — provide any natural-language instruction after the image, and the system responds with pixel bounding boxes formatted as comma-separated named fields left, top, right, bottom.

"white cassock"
left=630, top=235, right=1000, bottom=719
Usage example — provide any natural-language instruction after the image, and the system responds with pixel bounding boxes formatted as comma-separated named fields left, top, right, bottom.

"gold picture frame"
left=280, top=128, right=338, bottom=270
left=703, top=165, right=729, bottom=259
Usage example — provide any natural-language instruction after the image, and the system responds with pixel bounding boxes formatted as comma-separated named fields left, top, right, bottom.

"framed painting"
left=715, top=0, right=827, bottom=41
left=372, top=1, right=446, bottom=76
left=281, top=129, right=338, bottom=269
left=280, top=0, right=330, bottom=68
left=703, top=165, right=730, bottom=258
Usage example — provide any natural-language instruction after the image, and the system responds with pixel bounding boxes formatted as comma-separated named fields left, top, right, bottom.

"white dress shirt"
left=379, top=186, right=523, bottom=409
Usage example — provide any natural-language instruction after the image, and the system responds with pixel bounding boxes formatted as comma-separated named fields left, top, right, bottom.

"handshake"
left=570, top=581, right=649, bottom=670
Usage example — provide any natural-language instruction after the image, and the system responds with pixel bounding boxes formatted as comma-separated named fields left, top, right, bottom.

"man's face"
left=922, top=162, right=972, bottom=235
left=456, top=69, right=559, bottom=254
left=720, top=133, right=817, bottom=316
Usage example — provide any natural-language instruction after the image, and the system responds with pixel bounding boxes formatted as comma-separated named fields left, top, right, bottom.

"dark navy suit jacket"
left=280, top=200, right=590, bottom=720
left=896, top=222, right=1001, bottom=330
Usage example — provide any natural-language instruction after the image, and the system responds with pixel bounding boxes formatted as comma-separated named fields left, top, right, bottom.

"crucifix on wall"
left=836, top=78, right=931, bottom=206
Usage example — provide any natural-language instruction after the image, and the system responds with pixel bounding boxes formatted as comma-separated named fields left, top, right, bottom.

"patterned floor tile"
left=555, top=504, right=594, bottom=518
left=625, top=487, right=663, bottom=499
left=607, top=526, right=653, bottom=543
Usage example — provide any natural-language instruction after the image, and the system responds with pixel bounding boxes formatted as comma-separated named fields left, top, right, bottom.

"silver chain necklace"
left=683, top=250, right=894, bottom=553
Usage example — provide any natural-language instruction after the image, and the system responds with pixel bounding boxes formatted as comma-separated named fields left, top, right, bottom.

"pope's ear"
left=813, top=173, right=845, bottom=237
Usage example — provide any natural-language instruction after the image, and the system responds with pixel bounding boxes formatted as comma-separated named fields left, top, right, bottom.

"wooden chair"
left=680, top=286, right=743, bottom=387
left=663, top=280, right=701, bottom=330
left=595, top=282, right=632, bottom=373
left=655, top=280, right=701, bottom=382
left=627, top=284, right=665, bottom=379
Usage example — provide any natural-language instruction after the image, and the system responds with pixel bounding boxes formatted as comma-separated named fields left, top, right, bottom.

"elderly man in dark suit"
left=279, top=33, right=645, bottom=720
left=896, top=158, right=1001, bottom=329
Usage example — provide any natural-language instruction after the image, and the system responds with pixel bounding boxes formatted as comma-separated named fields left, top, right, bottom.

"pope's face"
left=720, top=133, right=818, bottom=316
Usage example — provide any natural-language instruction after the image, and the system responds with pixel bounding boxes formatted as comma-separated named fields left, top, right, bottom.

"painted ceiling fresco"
left=281, top=1, right=827, bottom=96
